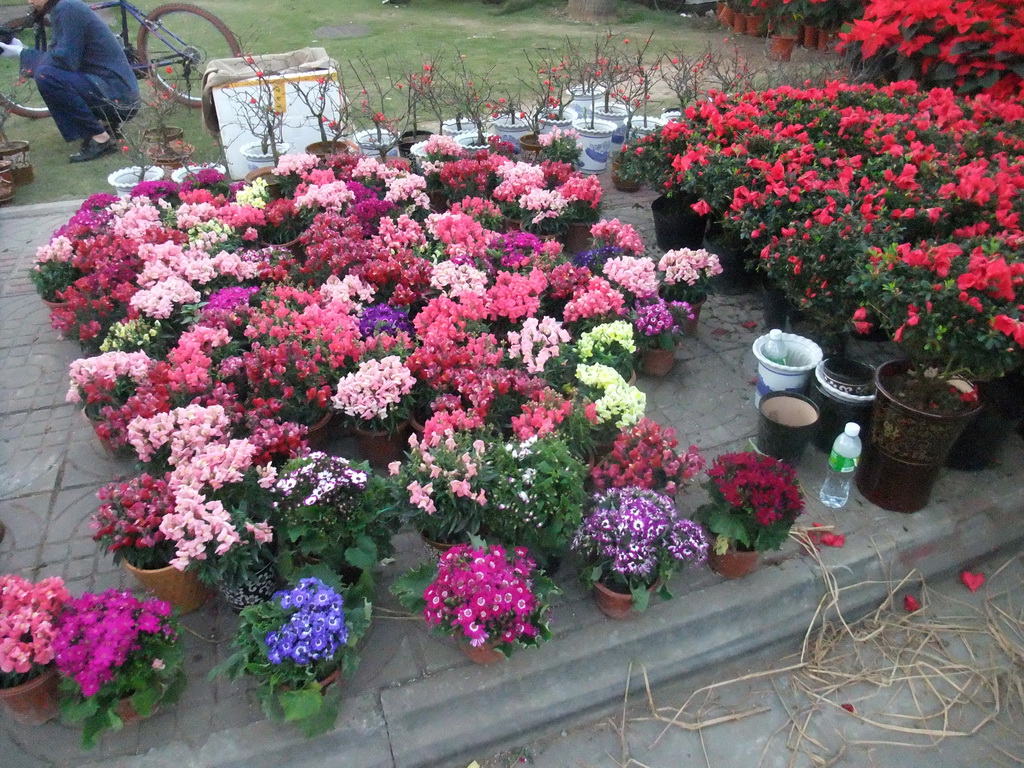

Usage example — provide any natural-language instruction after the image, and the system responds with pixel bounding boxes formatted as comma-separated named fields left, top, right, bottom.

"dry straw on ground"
left=609, top=531, right=1024, bottom=768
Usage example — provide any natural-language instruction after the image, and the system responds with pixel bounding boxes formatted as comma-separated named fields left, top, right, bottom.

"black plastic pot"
left=757, top=391, right=820, bottom=463
left=651, top=194, right=707, bottom=251
left=704, top=233, right=757, bottom=295
left=946, top=377, right=1024, bottom=470
left=398, top=129, right=433, bottom=158
left=809, top=377, right=873, bottom=453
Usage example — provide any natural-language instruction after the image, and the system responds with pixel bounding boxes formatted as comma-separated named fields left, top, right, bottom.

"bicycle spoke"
left=138, top=4, right=239, bottom=107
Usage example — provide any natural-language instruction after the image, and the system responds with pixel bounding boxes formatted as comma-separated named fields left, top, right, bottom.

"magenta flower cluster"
left=633, top=300, right=679, bottom=339
left=52, top=589, right=176, bottom=697
left=423, top=544, right=541, bottom=648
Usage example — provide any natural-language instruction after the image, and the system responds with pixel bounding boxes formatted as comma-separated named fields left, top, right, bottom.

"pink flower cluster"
left=332, top=355, right=416, bottom=422
left=658, top=248, right=723, bottom=287
left=590, top=219, right=644, bottom=255
left=422, top=543, right=541, bottom=647
left=506, top=316, right=570, bottom=373
left=0, top=575, right=71, bottom=676
left=603, top=255, right=660, bottom=299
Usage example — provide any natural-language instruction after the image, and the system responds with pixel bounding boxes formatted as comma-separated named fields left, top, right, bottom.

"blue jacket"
left=21, top=0, right=140, bottom=107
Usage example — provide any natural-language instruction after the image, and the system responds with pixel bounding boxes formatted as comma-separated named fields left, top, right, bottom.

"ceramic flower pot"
left=219, top=560, right=281, bottom=612
left=491, top=117, right=533, bottom=154
left=239, top=141, right=292, bottom=172
left=571, top=117, right=616, bottom=174
left=107, top=166, right=165, bottom=196
left=305, top=139, right=357, bottom=159
left=123, top=561, right=209, bottom=615
left=170, top=163, right=227, bottom=184
left=0, top=667, right=61, bottom=725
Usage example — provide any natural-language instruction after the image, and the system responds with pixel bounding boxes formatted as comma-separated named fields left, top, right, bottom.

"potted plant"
left=29, top=240, right=82, bottom=306
left=590, top=417, right=705, bottom=495
left=271, top=452, right=396, bottom=586
left=212, top=577, right=370, bottom=736
left=393, top=539, right=558, bottom=664
left=577, top=320, right=638, bottom=381
left=693, top=451, right=805, bottom=578
left=348, top=52, right=408, bottom=159
left=631, top=298, right=693, bottom=376
left=92, top=471, right=209, bottom=614
left=0, top=574, right=71, bottom=725
left=53, top=589, right=185, bottom=748
left=290, top=67, right=352, bottom=158
left=764, top=0, right=802, bottom=60
left=848, top=237, right=1022, bottom=512
left=572, top=486, right=709, bottom=618
left=480, top=434, right=587, bottom=569
left=520, top=44, right=574, bottom=133
left=574, top=362, right=647, bottom=451
left=437, top=49, right=498, bottom=148
left=657, top=246, right=724, bottom=334
left=331, top=351, right=418, bottom=467
left=108, top=107, right=166, bottom=195
left=0, top=76, right=34, bottom=187
left=229, top=55, right=290, bottom=170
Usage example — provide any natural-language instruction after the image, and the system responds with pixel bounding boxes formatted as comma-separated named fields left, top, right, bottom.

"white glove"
left=0, top=38, right=25, bottom=58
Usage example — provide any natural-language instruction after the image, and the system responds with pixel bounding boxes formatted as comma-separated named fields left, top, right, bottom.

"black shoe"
left=69, top=138, right=117, bottom=163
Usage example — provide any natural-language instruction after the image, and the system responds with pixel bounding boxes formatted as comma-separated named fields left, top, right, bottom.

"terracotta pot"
left=682, top=296, right=706, bottom=337
left=801, top=25, right=820, bottom=48
left=769, top=34, right=798, bottom=62
left=732, top=12, right=747, bottom=34
left=354, top=421, right=410, bottom=469
left=460, top=641, right=505, bottom=665
left=745, top=12, right=765, bottom=35
left=303, top=411, right=335, bottom=453
left=305, top=140, right=356, bottom=159
left=518, top=133, right=543, bottom=161
left=708, top=547, right=759, bottom=579
left=592, top=580, right=659, bottom=620
left=124, top=561, right=209, bottom=614
left=855, top=360, right=981, bottom=513
left=817, top=30, right=835, bottom=51
left=719, top=4, right=735, bottom=26
left=419, top=532, right=461, bottom=562
left=115, top=694, right=159, bottom=724
left=41, top=297, right=68, bottom=311
left=428, top=189, right=449, bottom=213
left=244, top=166, right=283, bottom=199
left=0, top=667, right=61, bottom=725
left=561, top=221, right=592, bottom=255
left=640, top=347, right=676, bottom=377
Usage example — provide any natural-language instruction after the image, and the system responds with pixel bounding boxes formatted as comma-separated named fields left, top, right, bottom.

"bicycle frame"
left=87, top=0, right=198, bottom=74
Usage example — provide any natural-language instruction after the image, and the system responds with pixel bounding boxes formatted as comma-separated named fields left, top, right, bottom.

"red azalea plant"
left=92, top=472, right=178, bottom=569
left=840, top=0, right=1024, bottom=99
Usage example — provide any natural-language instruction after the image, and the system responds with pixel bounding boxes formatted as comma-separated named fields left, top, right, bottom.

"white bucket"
left=751, top=332, right=823, bottom=407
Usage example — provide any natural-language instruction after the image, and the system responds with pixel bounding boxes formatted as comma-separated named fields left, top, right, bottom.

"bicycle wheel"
left=137, top=3, right=240, bottom=108
left=0, top=14, right=50, bottom=118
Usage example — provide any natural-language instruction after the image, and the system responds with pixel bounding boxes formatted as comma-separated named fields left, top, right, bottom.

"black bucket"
left=810, top=377, right=873, bottom=453
left=757, top=391, right=820, bottom=463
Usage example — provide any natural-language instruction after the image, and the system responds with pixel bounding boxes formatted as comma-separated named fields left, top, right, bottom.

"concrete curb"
left=0, top=198, right=84, bottom=221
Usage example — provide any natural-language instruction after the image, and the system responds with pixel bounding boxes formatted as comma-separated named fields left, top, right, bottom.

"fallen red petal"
left=741, top=320, right=758, bottom=329
left=961, top=571, right=985, bottom=592
left=903, top=594, right=921, bottom=612
left=841, top=703, right=855, bottom=713
left=711, top=327, right=730, bottom=337
left=819, top=533, right=845, bottom=548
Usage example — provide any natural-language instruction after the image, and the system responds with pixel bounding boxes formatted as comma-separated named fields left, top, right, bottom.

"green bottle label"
left=829, top=452, right=858, bottom=472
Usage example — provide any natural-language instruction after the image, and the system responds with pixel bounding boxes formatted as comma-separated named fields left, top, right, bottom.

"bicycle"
left=0, top=0, right=242, bottom=118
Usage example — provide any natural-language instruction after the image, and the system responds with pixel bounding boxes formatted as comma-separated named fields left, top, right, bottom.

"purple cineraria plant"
left=572, top=486, right=708, bottom=594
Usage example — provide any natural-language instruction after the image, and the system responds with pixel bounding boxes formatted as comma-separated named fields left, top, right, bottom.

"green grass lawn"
left=1, top=0, right=746, bottom=205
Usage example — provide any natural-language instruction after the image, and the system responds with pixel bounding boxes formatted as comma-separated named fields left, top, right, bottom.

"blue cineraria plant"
left=212, top=577, right=370, bottom=737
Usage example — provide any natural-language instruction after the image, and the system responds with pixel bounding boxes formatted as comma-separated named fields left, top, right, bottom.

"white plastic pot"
left=751, top=331, right=823, bottom=407
left=107, top=166, right=165, bottom=196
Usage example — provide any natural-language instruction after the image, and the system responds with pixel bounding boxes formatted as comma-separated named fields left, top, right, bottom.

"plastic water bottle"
left=819, top=422, right=862, bottom=508
left=762, top=329, right=788, bottom=365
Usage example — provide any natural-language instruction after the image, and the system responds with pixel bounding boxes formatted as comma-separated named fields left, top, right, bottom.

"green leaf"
left=630, top=584, right=650, bottom=613
left=344, top=536, right=378, bottom=571
left=391, top=562, right=436, bottom=613
left=131, top=685, right=159, bottom=717
left=278, top=687, right=324, bottom=723
left=298, top=687, right=341, bottom=738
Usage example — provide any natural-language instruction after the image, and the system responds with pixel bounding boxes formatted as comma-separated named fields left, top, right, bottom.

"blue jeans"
left=33, top=65, right=138, bottom=142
